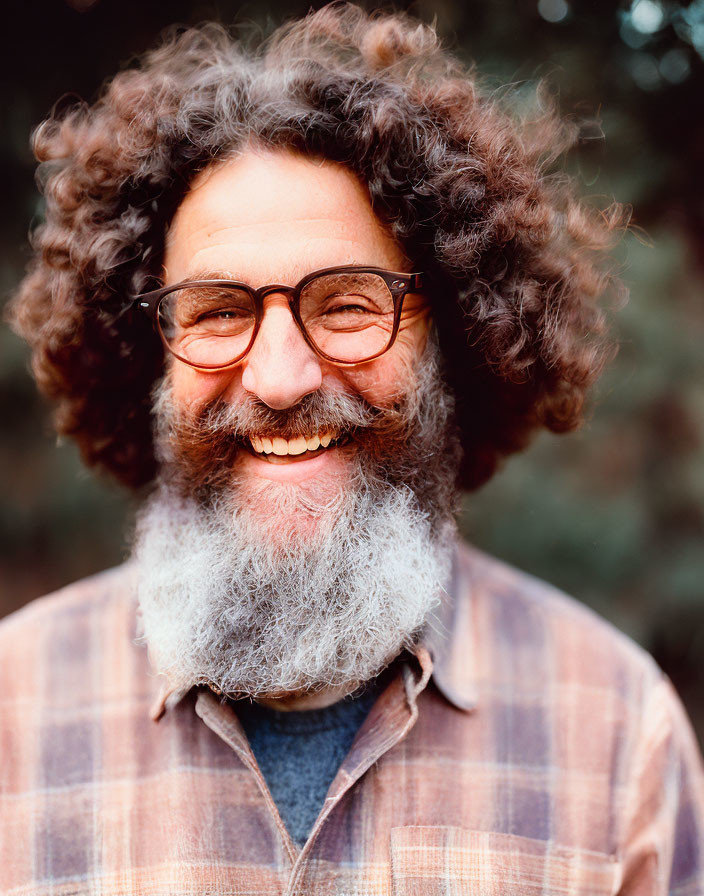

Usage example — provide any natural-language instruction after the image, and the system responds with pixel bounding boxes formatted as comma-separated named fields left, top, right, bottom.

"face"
left=162, top=147, right=431, bottom=497
left=136, top=147, right=460, bottom=702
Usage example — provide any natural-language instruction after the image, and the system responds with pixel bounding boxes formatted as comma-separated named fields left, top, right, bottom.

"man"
left=2, top=6, right=703, bottom=894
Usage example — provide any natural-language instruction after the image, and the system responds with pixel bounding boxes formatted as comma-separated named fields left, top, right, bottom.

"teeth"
left=287, top=436, right=308, bottom=455
left=249, top=432, right=337, bottom=456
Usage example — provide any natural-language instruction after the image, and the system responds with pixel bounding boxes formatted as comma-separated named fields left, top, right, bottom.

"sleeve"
left=618, top=674, right=704, bottom=896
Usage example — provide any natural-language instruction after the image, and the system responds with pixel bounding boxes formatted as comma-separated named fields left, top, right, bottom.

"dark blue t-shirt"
left=235, top=681, right=383, bottom=847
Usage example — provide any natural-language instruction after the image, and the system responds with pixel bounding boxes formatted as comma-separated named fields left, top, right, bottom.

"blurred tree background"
left=1, top=0, right=703, bottom=742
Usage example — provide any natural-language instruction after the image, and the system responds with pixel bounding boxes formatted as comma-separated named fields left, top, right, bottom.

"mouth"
left=242, top=431, right=351, bottom=464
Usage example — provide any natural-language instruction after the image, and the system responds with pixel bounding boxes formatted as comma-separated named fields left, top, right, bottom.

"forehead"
left=162, top=147, right=407, bottom=286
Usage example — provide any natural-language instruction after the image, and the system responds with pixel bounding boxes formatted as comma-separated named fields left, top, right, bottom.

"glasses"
left=133, top=265, right=425, bottom=370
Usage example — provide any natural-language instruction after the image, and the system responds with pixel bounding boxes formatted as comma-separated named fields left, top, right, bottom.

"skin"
left=162, top=146, right=431, bottom=709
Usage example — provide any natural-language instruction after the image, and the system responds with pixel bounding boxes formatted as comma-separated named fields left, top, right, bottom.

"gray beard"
left=133, top=333, right=461, bottom=699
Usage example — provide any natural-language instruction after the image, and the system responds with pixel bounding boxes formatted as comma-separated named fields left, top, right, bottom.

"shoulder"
left=0, top=564, right=140, bottom=701
left=452, top=539, right=704, bottom=782
left=443, top=543, right=704, bottom=879
left=458, top=539, right=656, bottom=665
left=0, top=563, right=137, bottom=640
left=452, top=539, right=663, bottom=708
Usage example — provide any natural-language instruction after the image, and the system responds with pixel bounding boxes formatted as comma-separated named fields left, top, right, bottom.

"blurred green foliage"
left=1, top=0, right=702, bottom=740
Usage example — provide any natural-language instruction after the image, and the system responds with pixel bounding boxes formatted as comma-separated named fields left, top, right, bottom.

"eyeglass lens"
left=157, top=271, right=397, bottom=366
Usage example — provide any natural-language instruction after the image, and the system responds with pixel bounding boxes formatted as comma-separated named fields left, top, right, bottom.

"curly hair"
left=8, top=3, right=625, bottom=491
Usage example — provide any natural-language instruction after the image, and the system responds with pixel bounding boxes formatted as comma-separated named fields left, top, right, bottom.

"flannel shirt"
left=1, top=541, right=703, bottom=895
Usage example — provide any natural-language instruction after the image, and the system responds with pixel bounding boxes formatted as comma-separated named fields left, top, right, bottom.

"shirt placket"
left=193, top=690, right=299, bottom=884
left=194, top=647, right=434, bottom=896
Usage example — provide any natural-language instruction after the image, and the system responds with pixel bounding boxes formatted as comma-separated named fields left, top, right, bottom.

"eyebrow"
left=179, top=268, right=241, bottom=283
left=172, top=262, right=402, bottom=288
left=177, top=268, right=315, bottom=285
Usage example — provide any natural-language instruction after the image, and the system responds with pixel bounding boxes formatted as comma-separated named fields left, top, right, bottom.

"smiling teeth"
left=287, top=436, right=308, bottom=455
left=250, top=432, right=336, bottom=455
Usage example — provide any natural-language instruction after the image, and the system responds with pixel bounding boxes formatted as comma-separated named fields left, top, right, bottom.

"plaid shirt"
left=1, top=541, right=702, bottom=895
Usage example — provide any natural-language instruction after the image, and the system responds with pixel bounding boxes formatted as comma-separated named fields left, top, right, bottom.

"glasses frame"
left=133, top=265, right=425, bottom=370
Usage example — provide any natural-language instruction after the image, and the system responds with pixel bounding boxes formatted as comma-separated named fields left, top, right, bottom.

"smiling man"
left=3, top=6, right=703, bottom=894
left=136, top=148, right=458, bottom=707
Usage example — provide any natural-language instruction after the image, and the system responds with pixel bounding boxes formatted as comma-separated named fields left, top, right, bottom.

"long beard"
left=133, top=333, right=462, bottom=698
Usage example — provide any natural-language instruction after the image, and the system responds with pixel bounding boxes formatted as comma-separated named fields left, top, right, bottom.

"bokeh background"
left=1, top=0, right=703, bottom=743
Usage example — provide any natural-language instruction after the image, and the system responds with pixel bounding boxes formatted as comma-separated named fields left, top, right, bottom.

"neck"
left=254, top=681, right=359, bottom=712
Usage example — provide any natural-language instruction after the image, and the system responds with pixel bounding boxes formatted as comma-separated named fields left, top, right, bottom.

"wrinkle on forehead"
left=168, top=236, right=392, bottom=287
left=163, top=146, right=408, bottom=285
left=167, top=216, right=387, bottom=250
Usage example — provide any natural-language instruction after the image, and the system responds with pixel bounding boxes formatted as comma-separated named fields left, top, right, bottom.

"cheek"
left=168, top=361, right=239, bottom=412
left=341, top=330, right=427, bottom=405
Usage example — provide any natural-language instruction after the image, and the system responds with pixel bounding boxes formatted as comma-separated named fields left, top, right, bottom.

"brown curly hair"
left=8, top=3, right=625, bottom=491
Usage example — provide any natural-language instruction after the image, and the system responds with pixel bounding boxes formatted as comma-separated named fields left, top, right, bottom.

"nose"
left=239, top=296, right=323, bottom=409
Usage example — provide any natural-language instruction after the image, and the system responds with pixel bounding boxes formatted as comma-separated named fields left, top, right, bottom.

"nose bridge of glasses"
left=256, top=283, right=298, bottom=304
left=254, top=283, right=320, bottom=353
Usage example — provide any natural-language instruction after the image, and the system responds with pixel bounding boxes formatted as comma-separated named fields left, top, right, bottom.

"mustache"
left=153, top=380, right=421, bottom=498
left=194, top=387, right=379, bottom=441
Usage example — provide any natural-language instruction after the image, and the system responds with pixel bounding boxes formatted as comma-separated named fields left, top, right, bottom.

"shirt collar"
left=150, top=541, right=477, bottom=721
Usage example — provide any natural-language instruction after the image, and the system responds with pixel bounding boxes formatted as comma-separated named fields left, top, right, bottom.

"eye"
left=322, top=294, right=380, bottom=314
left=325, top=301, right=372, bottom=315
left=200, top=307, right=250, bottom=321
